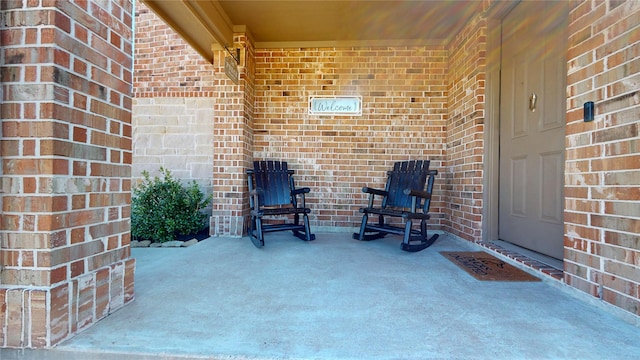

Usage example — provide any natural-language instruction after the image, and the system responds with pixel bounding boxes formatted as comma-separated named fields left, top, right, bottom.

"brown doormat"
left=441, top=251, right=541, bottom=282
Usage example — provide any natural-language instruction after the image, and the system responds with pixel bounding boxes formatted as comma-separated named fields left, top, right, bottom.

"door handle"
left=529, top=92, right=537, bottom=112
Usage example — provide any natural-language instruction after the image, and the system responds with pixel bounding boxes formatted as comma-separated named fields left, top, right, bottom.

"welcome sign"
left=309, top=96, right=362, bottom=116
left=224, top=56, right=239, bottom=84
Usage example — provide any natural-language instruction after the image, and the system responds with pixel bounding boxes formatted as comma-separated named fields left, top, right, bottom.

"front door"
left=498, top=1, right=569, bottom=260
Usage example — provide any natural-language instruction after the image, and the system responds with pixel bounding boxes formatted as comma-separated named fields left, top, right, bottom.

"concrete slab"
left=3, top=233, right=639, bottom=359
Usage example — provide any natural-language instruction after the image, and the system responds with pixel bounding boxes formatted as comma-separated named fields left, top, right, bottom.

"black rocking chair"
left=247, top=160, right=315, bottom=248
left=352, top=160, right=439, bottom=252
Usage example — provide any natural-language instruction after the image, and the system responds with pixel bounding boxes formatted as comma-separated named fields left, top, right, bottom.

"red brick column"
left=211, top=32, right=255, bottom=236
left=446, top=14, right=487, bottom=242
left=564, top=0, right=640, bottom=316
left=1, top=0, right=135, bottom=348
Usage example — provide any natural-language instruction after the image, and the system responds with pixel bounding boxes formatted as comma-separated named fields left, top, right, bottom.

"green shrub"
left=132, top=167, right=212, bottom=243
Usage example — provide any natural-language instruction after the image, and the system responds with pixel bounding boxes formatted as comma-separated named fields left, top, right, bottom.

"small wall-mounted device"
left=584, top=101, right=594, bottom=122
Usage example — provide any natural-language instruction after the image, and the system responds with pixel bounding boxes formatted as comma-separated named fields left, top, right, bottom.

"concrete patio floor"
left=3, top=232, right=640, bottom=359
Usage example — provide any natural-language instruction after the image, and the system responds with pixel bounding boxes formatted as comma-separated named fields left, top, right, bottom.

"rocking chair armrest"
left=403, top=188, right=431, bottom=200
left=291, top=187, right=311, bottom=195
left=291, top=187, right=310, bottom=208
left=249, top=188, right=264, bottom=210
left=362, top=187, right=388, bottom=197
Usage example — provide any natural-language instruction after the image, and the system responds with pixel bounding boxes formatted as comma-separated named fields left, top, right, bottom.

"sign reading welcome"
left=309, top=96, right=362, bottom=116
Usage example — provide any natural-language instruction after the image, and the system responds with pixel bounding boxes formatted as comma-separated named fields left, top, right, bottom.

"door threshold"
left=478, top=240, right=564, bottom=281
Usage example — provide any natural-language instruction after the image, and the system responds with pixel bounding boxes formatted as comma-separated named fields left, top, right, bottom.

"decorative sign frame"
left=308, top=96, right=362, bottom=116
left=224, top=56, right=239, bottom=84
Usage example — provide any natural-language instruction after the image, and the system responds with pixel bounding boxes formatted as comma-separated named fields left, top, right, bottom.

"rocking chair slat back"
left=253, top=160, right=291, bottom=207
left=247, top=160, right=315, bottom=247
left=384, top=160, right=430, bottom=209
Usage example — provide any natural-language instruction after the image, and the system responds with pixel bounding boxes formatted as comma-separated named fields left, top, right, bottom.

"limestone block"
left=161, top=241, right=183, bottom=247
left=181, top=239, right=198, bottom=247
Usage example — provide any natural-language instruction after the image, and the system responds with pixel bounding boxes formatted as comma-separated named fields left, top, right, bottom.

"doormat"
left=441, top=251, right=541, bottom=282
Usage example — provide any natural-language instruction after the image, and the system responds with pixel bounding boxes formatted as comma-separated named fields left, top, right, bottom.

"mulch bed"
left=132, top=228, right=211, bottom=248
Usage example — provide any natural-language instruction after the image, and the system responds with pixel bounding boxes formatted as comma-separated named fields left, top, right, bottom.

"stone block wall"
left=132, top=97, right=214, bottom=196
left=132, top=3, right=216, bottom=221
left=1, top=0, right=135, bottom=347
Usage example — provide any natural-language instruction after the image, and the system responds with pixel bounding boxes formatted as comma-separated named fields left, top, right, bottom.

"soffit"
left=141, top=0, right=483, bottom=63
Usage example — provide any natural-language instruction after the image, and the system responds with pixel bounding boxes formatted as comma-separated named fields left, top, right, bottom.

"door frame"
left=483, top=1, right=569, bottom=250
left=482, top=1, right=519, bottom=242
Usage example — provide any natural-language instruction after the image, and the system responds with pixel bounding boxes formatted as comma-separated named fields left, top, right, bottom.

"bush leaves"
left=132, top=167, right=212, bottom=243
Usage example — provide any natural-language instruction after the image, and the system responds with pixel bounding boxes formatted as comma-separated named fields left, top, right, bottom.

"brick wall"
left=564, top=0, right=640, bottom=316
left=132, top=3, right=448, bottom=236
left=210, top=32, right=255, bottom=236
left=133, top=4, right=216, bottom=98
left=445, top=12, right=487, bottom=241
left=254, top=46, right=448, bottom=231
left=1, top=0, right=135, bottom=347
